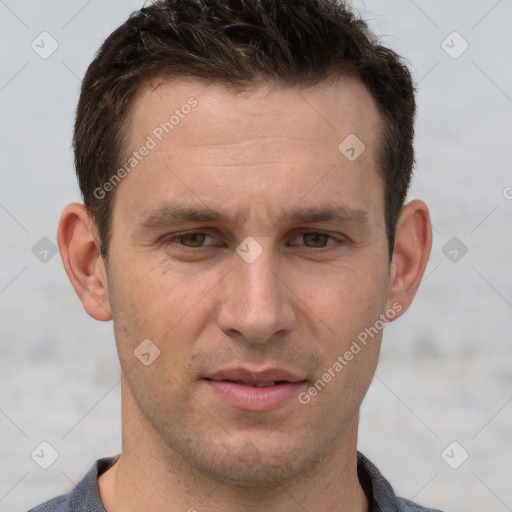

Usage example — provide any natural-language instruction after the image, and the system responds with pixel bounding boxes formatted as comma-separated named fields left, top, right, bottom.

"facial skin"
left=58, top=77, right=431, bottom=512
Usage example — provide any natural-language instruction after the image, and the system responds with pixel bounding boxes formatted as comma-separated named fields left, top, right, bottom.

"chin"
left=177, top=434, right=328, bottom=489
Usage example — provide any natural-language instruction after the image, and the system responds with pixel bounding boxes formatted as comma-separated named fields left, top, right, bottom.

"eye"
left=290, top=231, right=338, bottom=248
left=162, top=231, right=218, bottom=248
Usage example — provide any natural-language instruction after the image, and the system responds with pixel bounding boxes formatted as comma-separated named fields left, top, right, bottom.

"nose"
left=217, top=245, right=296, bottom=344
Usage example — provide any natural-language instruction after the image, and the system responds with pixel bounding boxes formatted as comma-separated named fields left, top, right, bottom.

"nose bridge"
left=218, top=241, right=293, bottom=342
left=239, top=249, right=278, bottom=307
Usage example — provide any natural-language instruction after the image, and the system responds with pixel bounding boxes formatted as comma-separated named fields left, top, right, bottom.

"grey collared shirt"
left=28, top=452, right=444, bottom=512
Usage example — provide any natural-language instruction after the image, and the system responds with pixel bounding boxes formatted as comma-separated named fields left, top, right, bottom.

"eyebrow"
left=136, top=203, right=242, bottom=232
left=135, top=202, right=371, bottom=234
left=278, top=204, right=369, bottom=229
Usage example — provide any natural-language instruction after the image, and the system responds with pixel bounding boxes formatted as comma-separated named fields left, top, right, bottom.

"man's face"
left=105, top=77, right=394, bottom=486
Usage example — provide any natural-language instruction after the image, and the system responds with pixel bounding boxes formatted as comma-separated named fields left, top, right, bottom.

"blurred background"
left=0, top=1, right=511, bottom=510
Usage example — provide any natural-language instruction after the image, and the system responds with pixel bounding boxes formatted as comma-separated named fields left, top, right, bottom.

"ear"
left=57, top=203, right=112, bottom=321
left=385, top=199, right=432, bottom=320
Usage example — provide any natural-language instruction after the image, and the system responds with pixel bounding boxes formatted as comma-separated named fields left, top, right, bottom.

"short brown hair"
left=74, top=0, right=416, bottom=260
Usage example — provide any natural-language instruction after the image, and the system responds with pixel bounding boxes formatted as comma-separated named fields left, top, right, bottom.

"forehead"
left=115, top=76, right=384, bottom=231
left=131, top=76, right=381, bottom=152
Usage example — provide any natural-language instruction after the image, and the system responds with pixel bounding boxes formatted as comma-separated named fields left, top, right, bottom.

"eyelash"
left=161, top=230, right=342, bottom=251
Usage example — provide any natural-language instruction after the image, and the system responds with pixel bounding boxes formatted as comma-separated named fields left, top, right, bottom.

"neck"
left=98, top=380, right=369, bottom=512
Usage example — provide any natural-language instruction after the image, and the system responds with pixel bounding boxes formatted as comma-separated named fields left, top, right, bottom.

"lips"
left=207, top=380, right=288, bottom=388
left=243, top=381, right=280, bottom=388
left=204, top=367, right=306, bottom=385
left=203, top=367, right=308, bottom=411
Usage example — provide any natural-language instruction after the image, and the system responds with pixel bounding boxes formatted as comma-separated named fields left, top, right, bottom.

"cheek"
left=109, top=253, right=180, bottom=324
left=297, top=269, right=385, bottom=419
left=106, top=253, right=216, bottom=365
left=297, top=259, right=389, bottom=342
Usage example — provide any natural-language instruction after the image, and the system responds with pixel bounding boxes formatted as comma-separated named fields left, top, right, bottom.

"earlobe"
left=57, top=203, right=112, bottom=321
left=386, top=199, right=432, bottom=320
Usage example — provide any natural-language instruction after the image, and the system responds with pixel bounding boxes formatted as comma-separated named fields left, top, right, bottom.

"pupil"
left=184, top=233, right=204, bottom=247
left=306, top=233, right=326, bottom=247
